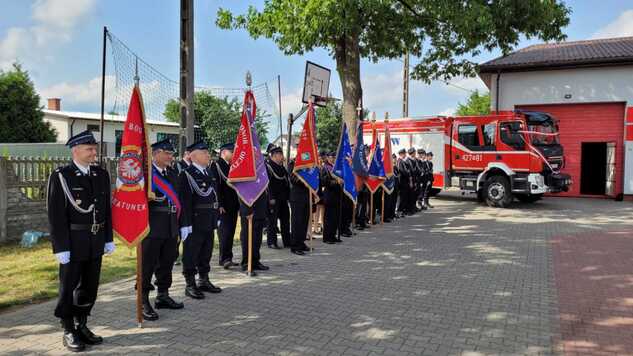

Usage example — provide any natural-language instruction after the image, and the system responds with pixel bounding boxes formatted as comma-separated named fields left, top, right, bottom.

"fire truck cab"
left=362, top=111, right=572, bottom=208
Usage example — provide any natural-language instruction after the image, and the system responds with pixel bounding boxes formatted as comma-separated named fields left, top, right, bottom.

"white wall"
left=44, top=116, right=70, bottom=143
left=490, top=66, right=633, bottom=110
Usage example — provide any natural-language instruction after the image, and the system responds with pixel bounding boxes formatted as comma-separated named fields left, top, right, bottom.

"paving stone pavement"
left=1, top=193, right=632, bottom=356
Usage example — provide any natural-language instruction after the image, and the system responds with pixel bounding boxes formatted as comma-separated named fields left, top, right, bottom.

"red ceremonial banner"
left=293, top=102, right=318, bottom=171
left=366, top=122, right=384, bottom=192
left=228, top=94, right=257, bottom=182
left=112, top=86, right=150, bottom=247
left=383, top=121, right=394, bottom=178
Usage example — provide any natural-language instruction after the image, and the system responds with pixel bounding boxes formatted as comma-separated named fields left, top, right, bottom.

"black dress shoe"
left=241, top=265, right=258, bottom=276
left=384, top=218, right=392, bottom=223
left=222, top=260, right=238, bottom=269
left=197, top=279, right=222, bottom=293
left=291, top=249, right=305, bottom=255
left=142, top=302, right=159, bottom=321
left=323, top=240, right=336, bottom=244
left=267, top=244, right=282, bottom=249
left=75, top=316, right=103, bottom=345
left=63, top=330, right=86, bottom=352
left=300, top=245, right=311, bottom=252
left=335, top=238, right=343, bottom=243
left=155, top=295, right=184, bottom=309
left=342, top=232, right=352, bottom=237
left=254, top=263, right=270, bottom=271
left=185, top=285, right=205, bottom=299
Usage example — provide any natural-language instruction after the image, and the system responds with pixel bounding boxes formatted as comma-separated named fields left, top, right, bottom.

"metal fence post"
left=0, top=158, right=8, bottom=243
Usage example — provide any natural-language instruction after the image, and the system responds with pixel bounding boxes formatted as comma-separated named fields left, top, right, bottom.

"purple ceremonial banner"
left=229, top=91, right=269, bottom=207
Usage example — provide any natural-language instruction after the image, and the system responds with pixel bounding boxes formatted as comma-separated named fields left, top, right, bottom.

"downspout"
left=495, top=71, right=501, bottom=114
left=70, top=118, right=77, bottom=137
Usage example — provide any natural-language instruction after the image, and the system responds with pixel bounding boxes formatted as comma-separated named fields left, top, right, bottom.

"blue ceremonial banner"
left=295, top=167, right=320, bottom=193
left=333, top=122, right=357, bottom=203
left=293, top=103, right=320, bottom=194
left=366, top=133, right=386, bottom=193
left=351, top=121, right=368, bottom=178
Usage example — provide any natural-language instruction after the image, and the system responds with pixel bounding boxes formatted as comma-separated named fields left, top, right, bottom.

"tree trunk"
left=335, top=31, right=362, bottom=143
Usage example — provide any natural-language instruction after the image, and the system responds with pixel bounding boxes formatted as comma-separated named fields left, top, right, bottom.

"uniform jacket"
left=215, top=158, right=240, bottom=212
left=265, top=159, right=290, bottom=202
left=47, top=163, right=113, bottom=261
left=178, top=164, right=219, bottom=232
left=148, top=165, right=181, bottom=239
left=288, top=160, right=310, bottom=205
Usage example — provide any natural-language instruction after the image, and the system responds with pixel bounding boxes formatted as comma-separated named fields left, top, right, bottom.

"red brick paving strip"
left=551, top=230, right=633, bottom=355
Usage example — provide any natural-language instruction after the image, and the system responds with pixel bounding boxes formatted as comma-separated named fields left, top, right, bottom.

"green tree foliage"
left=216, top=1, right=570, bottom=131
left=456, top=91, right=491, bottom=116
left=0, top=64, right=56, bottom=143
left=164, top=91, right=269, bottom=149
left=315, top=101, right=343, bottom=153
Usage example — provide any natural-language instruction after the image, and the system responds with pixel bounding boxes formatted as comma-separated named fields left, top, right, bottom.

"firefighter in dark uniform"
left=288, top=158, right=311, bottom=255
left=406, top=147, right=420, bottom=213
left=424, top=151, right=435, bottom=208
left=355, top=145, right=371, bottom=229
left=416, top=148, right=428, bottom=210
left=178, top=141, right=222, bottom=299
left=175, top=147, right=191, bottom=174
left=239, top=190, right=270, bottom=275
left=214, top=143, right=240, bottom=269
left=139, top=139, right=184, bottom=322
left=265, top=145, right=291, bottom=249
left=47, top=130, right=112, bottom=352
left=384, top=154, right=398, bottom=222
left=397, top=148, right=411, bottom=216
left=321, top=152, right=342, bottom=244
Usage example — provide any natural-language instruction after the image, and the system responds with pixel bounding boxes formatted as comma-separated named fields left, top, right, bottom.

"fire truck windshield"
left=526, top=121, right=560, bottom=146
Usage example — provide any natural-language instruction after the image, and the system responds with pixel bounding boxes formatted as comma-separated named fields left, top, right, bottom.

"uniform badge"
left=213, top=202, right=219, bottom=209
left=75, top=199, right=82, bottom=205
left=202, top=183, right=207, bottom=187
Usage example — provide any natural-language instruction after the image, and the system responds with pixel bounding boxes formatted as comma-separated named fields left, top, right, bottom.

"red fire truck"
left=362, top=111, right=572, bottom=207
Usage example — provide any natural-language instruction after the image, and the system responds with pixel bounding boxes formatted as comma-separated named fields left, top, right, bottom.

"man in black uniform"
left=239, top=190, right=270, bottom=275
left=179, top=141, right=222, bottom=299
left=214, top=143, right=240, bottom=269
left=406, top=147, right=420, bottom=213
left=265, top=145, right=291, bottom=249
left=175, top=147, right=191, bottom=174
left=321, top=152, right=342, bottom=244
left=47, top=130, right=113, bottom=352
left=423, top=151, right=435, bottom=208
left=139, top=139, right=184, bottom=322
left=355, top=145, right=371, bottom=229
left=397, top=148, right=411, bottom=216
left=288, top=158, right=311, bottom=255
left=416, top=148, right=428, bottom=210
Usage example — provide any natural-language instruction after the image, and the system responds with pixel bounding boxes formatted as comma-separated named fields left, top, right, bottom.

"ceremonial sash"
left=151, top=167, right=181, bottom=218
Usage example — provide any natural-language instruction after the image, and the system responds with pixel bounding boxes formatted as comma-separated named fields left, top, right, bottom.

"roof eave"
left=479, top=57, right=633, bottom=74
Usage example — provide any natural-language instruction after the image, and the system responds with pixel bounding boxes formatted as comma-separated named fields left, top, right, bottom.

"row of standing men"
left=46, top=129, right=435, bottom=352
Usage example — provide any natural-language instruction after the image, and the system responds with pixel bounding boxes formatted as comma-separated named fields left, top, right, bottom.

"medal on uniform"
left=75, top=199, right=82, bottom=205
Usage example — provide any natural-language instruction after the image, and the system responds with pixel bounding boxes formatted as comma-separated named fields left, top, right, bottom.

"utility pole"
left=402, top=52, right=409, bottom=118
left=180, top=0, right=195, bottom=152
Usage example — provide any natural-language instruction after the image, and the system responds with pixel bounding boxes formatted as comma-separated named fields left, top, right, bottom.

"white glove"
left=180, top=226, right=192, bottom=241
left=55, top=251, right=70, bottom=265
left=104, top=242, right=116, bottom=255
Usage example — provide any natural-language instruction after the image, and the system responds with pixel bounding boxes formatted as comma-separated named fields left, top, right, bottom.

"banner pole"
left=381, top=189, right=385, bottom=225
left=308, top=192, right=313, bottom=251
left=369, top=191, right=374, bottom=225
left=247, top=215, right=253, bottom=276
left=135, top=244, right=143, bottom=328
left=352, top=202, right=356, bottom=229
left=98, top=26, right=107, bottom=165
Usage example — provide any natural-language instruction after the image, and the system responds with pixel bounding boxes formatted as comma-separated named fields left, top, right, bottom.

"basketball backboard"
left=302, top=61, right=331, bottom=107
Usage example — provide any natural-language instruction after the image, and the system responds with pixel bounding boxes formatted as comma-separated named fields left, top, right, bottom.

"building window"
left=115, top=130, right=123, bottom=157
left=87, top=124, right=100, bottom=132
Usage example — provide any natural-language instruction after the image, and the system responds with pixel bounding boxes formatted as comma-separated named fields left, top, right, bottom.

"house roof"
left=479, top=36, right=633, bottom=73
left=42, top=109, right=181, bottom=127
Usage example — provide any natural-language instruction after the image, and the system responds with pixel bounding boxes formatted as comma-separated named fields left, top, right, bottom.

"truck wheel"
left=484, top=175, right=513, bottom=208
left=516, top=194, right=543, bottom=203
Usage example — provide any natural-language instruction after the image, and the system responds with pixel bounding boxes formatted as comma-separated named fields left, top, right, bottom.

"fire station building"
left=479, top=36, right=633, bottom=199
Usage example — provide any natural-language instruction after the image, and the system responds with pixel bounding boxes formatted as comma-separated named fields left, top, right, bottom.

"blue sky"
left=1, top=0, right=633, bottom=133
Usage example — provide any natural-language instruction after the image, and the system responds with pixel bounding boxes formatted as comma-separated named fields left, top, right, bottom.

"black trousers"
left=55, top=257, right=102, bottom=319
left=267, top=199, right=291, bottom=247
left=323, top=199, right=341, bottom=242
left=182, top=228, right=215, bottom=278
left=141, top=236, right=178, bottom=293
left=385, top=192, right=396, bottom=219
left=356, top=191, right=369, bottom=225
left=340, top=195, right=353, bottom=233
left=240, top=217, right=264, bottom=266
left=398, top=185, right=410, bottom=212
left=218, top=209, right=238, bottom=265
left=290, top=201, right=309, bottom=250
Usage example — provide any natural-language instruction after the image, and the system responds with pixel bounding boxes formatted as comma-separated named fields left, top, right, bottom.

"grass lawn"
left=0, top=223, right=242, bottom=311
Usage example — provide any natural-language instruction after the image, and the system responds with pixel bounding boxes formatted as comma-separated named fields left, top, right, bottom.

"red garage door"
left=517, top=103, right=625, bottom=197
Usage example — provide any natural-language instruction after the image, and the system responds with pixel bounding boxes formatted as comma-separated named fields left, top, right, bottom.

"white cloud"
left=441, top=76, right=487, bottom=95
left=0, top=0, right=95, bottom=69
left=39, top=75, right=115, bottom=107
left=439, top=108, right=455, bottom=116
left=280, top=87, right=305, bottom=117
left=592, top=10, right=633, bottom=39
left=362, top=70, right=403, bottom=110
